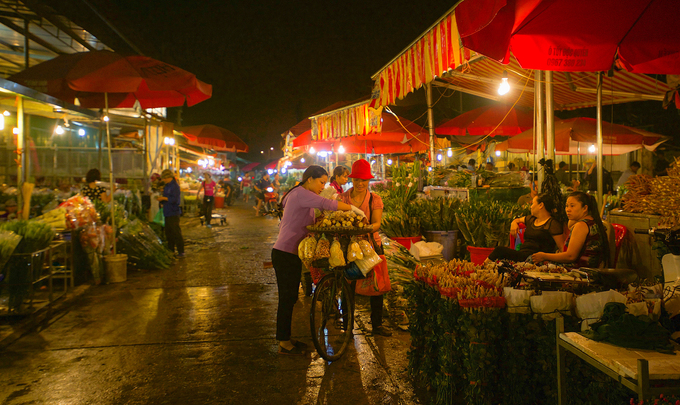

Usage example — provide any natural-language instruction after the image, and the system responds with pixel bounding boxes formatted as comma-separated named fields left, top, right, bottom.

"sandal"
left=278, top=345, right=305, bottom=356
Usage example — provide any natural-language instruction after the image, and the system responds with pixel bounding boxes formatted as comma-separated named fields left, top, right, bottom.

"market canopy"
left=241, top=162, right=260, bottom=172
left=455, top=0, right=680, bottom=74
left=437, top=104, right=533, bottom=137
left=180, top=124, right=248, bottom=153
left=496, top=117, right=670, bottom=155
left=305, top=129, right=432, bottom=155
left=9, top=50, right=213, bottom=108
left=368, top=6, right=673, bottom=110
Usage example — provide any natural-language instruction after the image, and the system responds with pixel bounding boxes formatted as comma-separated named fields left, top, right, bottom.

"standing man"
left=555, top=161, right=570, bottom=186
left=253, top=173, right=272, bottom=216
left=197, top=172, right=216, bottom=228
left=616, top=161, right=641, bottom=189
left=241, top=172, right=253, bottom=203
left=654, top=150, right=670, bottom=177
left=584, top=161, right=614, bottom=195
left=156, top=169, right=184, bottom=258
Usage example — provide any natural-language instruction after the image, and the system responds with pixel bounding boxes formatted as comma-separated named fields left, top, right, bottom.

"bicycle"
left=309, top=265, right=355, bottom=361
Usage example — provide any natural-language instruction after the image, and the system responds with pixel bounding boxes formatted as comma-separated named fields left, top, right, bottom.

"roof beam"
left=0, top=16, right=64, bottom=55
left=21, top=0, right=95, bottom=51
left=432, top=80, right=501, bottom=102
left=574, top=87, right=664, bottom=101
left=444, top=71, right=535, bottom=93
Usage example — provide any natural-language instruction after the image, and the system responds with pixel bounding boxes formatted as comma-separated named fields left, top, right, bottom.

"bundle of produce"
left=114, top=189, right=142, bottom=219
left=625, top=174, right=652, bottom=194
left=668, top=157, right=680, bottom=177
left=381, top=235, right=418, bottom=284
left=60, top=195, right=98, bottom=229
left=0, top=230, right=21, bottom=272
left=30, top=188, right=56, bottom=216
left=312, top=234, right=331, bottom=268
left=488, top=172, right=525, bottom=188
left=429, top=166, right=450, bottom=186
left=456, top=200, right=529, bottom=247
left=0, top=220, right=54, bottom=311
left=312, top=210, right=367, bottom=230
left=412, top=197, right=461, bottom=232
left=381, top=213, right=420, bottom=238
left=117, top=219, right=173, bottom=270
left=94, top=199, right=128, bottom=228
left=34, top=207, right=67, bottom=231
left=0, top=220, right=55, bottom=254
left=445, top=170, right=471, bottom=188
left=298, top=234, right=317, bottom=267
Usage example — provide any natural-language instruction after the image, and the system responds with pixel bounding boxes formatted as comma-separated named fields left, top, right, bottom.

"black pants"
left=488, top=246, right=532, bottom=263
left=272, top=248, right=302, bottom=341
left=164, top=215, right=184, bottom=254
left=203, top=196, right=214, bottom=224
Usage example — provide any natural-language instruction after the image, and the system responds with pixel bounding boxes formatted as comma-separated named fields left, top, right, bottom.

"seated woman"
left=531, top=191, right=610, bottom=268
left=488, top=193, right=564, bottom=263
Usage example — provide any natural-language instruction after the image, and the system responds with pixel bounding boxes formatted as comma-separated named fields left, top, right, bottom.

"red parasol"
left=436, top=104, right=533, bottom=136
left=455, top=0, right=680, bottom=74
left=9, top=50, right=212, bottom=108
left=496, top=117, right=669, bottom=155
left=180, top=124, right=248, bottom=153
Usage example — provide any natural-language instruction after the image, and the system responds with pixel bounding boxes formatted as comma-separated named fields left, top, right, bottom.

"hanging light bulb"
left=495, top=150, right=502, bottom=157
left=102, top=115, right=109, bottom=122
left=338, top=145, right=345, bottom=154
left=3, top=111, right=10, bottom=116
left=300, top=158, right=306, bottom=163
left=12, top=127, right=19, bottom=135
left=437, top=154, right=443, bottom=161
left=55, top=125, right=65, bottom=135
left=498, top=71, right=510, bottom=95
left=588, top=144, right=597, bottom=153
left=78, top=129, right=86, bottom=136
left=447, top=149, right=453, bottom=157
left=309, top=147, right=316, bottom=155
left=387, top=159, right=393, bottom=165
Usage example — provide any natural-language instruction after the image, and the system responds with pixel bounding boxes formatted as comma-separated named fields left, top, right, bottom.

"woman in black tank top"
left=488, top=193, right=565, bottom=263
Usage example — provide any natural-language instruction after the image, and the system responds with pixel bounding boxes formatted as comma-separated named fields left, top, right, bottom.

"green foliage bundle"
left=381, top=213, right=421, bottom=238
left=117, top=219, right=173, bottom=270
left=455, top=200, right=529, bottom=247
left=411, top=197, right=462, bottom=231
left=404, top=278, right=633, bottom=405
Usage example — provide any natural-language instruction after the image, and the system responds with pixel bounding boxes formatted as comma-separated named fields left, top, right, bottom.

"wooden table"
left=556, top=317, right=680, bottom=403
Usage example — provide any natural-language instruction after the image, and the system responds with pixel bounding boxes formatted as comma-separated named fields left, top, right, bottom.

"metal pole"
left=105, top=93, right=116, bottom=255
left=546, top=71, right=555, bottom=163
left=17, top=97, right=24, bottom=207
left=596, top=72, right=604, bottom=205
left=23, top=19, right=29, bottom=69
left=426, top=82, right=436, bottom=170
left=535, top=71, right=544, bottom=191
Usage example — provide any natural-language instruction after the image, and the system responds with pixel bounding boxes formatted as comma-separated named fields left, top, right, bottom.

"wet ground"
left=0, top=200, right=422, bottom=405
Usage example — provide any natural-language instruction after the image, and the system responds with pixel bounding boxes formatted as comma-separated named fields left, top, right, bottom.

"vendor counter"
left=608, top=210, right=662, bottom=280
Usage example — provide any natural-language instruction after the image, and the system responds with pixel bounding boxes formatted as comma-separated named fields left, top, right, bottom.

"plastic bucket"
left=391, top=235, right=422, bottom=249
left=423, top=230, right=459, bottom=261
left=104, top=254, right=128, bottom=283
left=214, top=196, right=225, bottom=208
left=467, top=246, right=495, bottom=265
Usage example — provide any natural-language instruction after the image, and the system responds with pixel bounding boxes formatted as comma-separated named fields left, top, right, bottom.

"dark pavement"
left=0, top=200, right=421, bottom=405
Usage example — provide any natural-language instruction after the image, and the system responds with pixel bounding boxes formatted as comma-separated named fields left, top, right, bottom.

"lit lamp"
left=495, top=150, right=501, bottom=157
left=300, top=158, right=306, bottom=163
left=55, top=125, right=65, bottom=135
left=164, top=137, right=175, bottom=146
left=387, top=159, right=393, bottom=165
left=498, top=71, right=510, bottom=95
left=588, top=144, right=597, bottom=153
left=437, top=154, right=443, bottom=161
left=447, top=149, right=453, bottom=157
left=338, top=145, right=345, bottom=154
left=78, top=129, right=86, bottom=137
left=309, top=147, right=316, bottom=155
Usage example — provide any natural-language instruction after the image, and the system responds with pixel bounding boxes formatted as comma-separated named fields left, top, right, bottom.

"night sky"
left=73, top=0, right=456, bottom=161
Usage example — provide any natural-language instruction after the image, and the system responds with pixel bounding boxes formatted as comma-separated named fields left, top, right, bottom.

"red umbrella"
left=180, top=124, right=248, bottom=153
left=496, top=117, right=669, bottom=155
left=455, top=0, right=680, bottom=74
left=436, top=104, right=533, bottom=136
left=9, top=50, right=212, bottom=108
left=308, top=131, right=431, bottom=155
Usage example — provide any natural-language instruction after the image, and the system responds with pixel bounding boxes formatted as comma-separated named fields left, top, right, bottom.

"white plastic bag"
left=355, top=252, right=382, bottom=276
left=530, top=291, right=574, bottom=320
left=503, top=287, right=535, bottom=314
left=575, top=290, right=627, bottom=331
left=409, top=241, right=443, bottom=259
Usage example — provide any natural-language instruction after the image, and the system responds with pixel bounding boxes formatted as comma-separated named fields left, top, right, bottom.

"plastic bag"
left=503, top=287, right=535, bottom=314
left=329, top=238, right=345, bottom=267
left=575, top=290, right=627, bottom=331
left=357, top=239, right=375, bottom=257
left=152, top=209, right=165, bottom=226
left=530, top=291, right=574, bottom=321
left=298, top=235, right=317, bottom=261
left=355, top=250, right=382, bottom=276
left=347, top=238, right=363, bottom=262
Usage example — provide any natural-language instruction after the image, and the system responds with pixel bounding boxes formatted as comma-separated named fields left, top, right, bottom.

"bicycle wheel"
left=310, top=273, right=354, bottom=361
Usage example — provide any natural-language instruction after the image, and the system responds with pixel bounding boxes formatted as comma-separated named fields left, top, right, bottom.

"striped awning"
left=434, top=54, right=671, bottom=110
left=369, top=9, right=471, bottom=108
left=370, top=7, right=672, bottom=110
left=310, top=99, right=382, bottom=141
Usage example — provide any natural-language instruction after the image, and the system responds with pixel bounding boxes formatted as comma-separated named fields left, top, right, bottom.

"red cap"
left=348, top=159, right=374, bottom=180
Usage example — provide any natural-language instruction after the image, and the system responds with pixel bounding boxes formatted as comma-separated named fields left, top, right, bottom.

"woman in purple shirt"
left=272, top=165, right=362, bottom=355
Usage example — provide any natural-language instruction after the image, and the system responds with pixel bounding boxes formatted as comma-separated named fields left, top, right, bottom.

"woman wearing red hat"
left=338, top=159, right=392, bottom=337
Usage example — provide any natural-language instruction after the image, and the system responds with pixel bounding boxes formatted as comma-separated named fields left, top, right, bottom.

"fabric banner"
left=311, top=103, right=382, bottom=140
left=370, top=12, right=471, bottom=108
